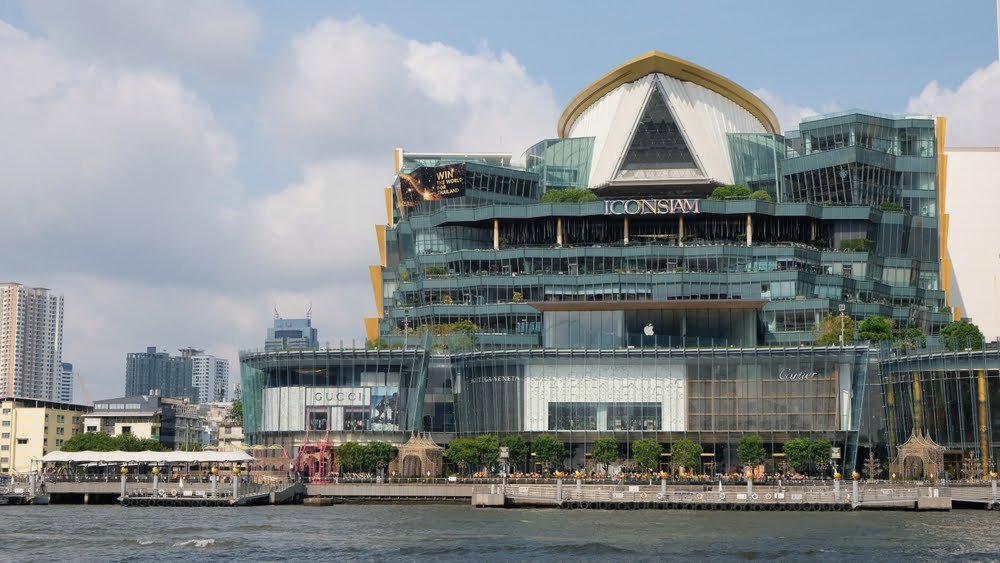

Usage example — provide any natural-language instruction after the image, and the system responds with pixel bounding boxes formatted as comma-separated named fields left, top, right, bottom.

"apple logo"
left=643, top=323, right=655, bottom=336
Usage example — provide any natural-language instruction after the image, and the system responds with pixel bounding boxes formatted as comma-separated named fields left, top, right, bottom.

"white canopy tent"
left=40, top=450, right=253, bottom=465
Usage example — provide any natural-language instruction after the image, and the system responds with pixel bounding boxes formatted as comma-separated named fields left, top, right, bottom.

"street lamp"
left=838, top=304, right=846, bottom=346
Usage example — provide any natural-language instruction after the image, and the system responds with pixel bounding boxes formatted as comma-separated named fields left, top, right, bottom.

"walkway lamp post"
left=210, top=466, right=219, bottom=497
left=232, top=465, right=241, bottom=499
left=119, top=466, right=129, bottom=500
left=152, top=466, right=160, bottom=492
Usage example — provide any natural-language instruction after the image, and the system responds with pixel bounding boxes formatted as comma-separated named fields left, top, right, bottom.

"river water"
left=2, top=505, right=1000, bottom=561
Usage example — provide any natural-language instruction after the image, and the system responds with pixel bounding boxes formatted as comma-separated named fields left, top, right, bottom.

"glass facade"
left=616, top=87, right=702, bottom=180
left=240, top=58, right=989, bottom=478
left=525, top=137, right=594, bottom=190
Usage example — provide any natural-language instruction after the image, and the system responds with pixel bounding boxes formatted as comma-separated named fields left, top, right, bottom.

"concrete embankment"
left=304, top=483, right=473, bottom=503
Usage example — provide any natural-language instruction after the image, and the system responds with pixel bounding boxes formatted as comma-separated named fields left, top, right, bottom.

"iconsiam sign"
left=603, top=198, right=701, bottom=215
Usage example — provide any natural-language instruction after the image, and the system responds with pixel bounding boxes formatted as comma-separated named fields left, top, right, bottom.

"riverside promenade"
left=17, top=474, right=1000, bottom=511
left=300, top=478, right=1000, bottom=511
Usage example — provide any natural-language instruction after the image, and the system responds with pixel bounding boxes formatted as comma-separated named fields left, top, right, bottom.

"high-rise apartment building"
left=59, top=362, right=73, bottom=403
left=0, top=283, right=64, bottom=400
left=186, top=350, right=230, bottom=403
left=125, top=347, right=196, bottom=402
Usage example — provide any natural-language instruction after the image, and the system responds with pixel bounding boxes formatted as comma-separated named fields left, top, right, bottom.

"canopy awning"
left=39, top=450, right=253, bottom=464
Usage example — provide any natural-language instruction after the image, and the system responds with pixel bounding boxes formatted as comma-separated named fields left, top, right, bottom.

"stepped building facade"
left=242, top=52, right=1000, bottom=478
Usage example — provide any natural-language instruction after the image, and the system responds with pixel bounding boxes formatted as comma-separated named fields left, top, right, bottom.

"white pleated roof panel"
left=559, top=51, right=778, bottom=189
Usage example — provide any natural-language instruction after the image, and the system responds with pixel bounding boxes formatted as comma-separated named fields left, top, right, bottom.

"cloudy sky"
left=0, top=0, right=997, bottom=401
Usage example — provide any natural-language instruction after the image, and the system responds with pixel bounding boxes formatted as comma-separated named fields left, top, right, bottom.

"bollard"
left=993, top=479, right=997, bottom=499
left=834, top=479, right=841, bottom=502
left=661, top=478, right=667, bottom=496
left=852, top=479, right=859, bottom=505
left=556, top=478, right=563, bottom=501
left=232, top=475, right=239, bottom=500
left=747, top=479, right=753, bottom=496
left=576, top=479, right=582, bottom=493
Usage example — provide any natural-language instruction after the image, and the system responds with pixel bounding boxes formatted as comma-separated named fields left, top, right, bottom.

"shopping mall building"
left=241, top=51, right=1000, bottom=477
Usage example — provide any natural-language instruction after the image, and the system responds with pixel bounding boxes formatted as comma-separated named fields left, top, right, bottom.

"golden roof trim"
left=557, top=50, right=780, bottom=137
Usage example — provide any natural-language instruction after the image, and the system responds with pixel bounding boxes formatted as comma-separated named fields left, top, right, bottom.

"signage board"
left=306, top=387, right=371, bottom=407
left=604, top=198, right=701, bottom=215
left=398, top=163, right=466, bottom=207
left=778, top=369, right=820, bottom=381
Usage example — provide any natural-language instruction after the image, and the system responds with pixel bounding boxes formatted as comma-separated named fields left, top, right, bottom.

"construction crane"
left=74, top=372, right=92, bottom=405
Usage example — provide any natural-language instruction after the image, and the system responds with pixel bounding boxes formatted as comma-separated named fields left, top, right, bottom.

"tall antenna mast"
left=306, top=301, right=313, bottom=320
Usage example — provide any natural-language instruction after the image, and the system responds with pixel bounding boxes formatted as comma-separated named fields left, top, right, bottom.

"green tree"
left=337, top=442, right=365, bottom=471
left=737, top=435, right=767, bottom=469
left=894, top=327, right=927, bottom=350
left=749, top=189, right=772, bottom=202
left=472, top=434, right=499, bottom=472
left=61, top=431, right=116, bottom=452
left=815, top=313, right=856, bottom=346
left=501, top=435, right=529, bottom=473
left=839, top=238, right=875, bottom=251
left=540, top=187, right=597, bottom=203
left=229, top=399, right=243, bottom=422
left=808, top=439, right=832, bottom=476
left=445, top=438, right=477, bottom=475
left=783, top=438, right=812, bottom=472
left=858, top=315, right=895, bottom=342
left=531, top=434, right=565, bottom=473
left=61, top=431, right=164, bottom=452
left=708, top=185, right=753, bottom=200
left=363, top=441, right=393, bottom=473
left=940, top=320, right=985, bottom=351
left=670, top=439, right=703, bottom=475
left=632, top=439, right=663, bottom=473
left=592, top=437, right=619, bottom=476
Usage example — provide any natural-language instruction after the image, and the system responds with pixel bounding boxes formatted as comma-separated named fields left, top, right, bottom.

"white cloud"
left=1, top=15, right=560, bottom=401
left=264, top=17, right=559, bottom=161
left=906, top=61, right=1000, bottom=146
left=753, top=88, right=839, bottom=133
left=20, top=0, right=260, bottom=80
left=0, top=21, right=239, bottom=284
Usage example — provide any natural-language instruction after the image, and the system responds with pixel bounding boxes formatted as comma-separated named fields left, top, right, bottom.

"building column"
left=810, top=221, right=817, bottom=241
left=912, top=370, right=923, bottom=432
left=556, top=217, right=563, bottom=246
left=678, top=215, right=685, bottom=247
left=493, top=219, right=499, bottom=250
left=623, top=217, right=630, bottom=245
left=746, top=214, right=753, bottom=247
left=978, top=369, right=990, bottom=476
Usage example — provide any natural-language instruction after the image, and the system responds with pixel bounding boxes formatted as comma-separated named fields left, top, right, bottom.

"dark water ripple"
left=2, top=505, right=1000, bottom=562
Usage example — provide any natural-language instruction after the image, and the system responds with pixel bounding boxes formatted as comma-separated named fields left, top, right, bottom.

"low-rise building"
left=84, top=394, right=202, bottom=450
left=0, top=396, right=90, bottom=474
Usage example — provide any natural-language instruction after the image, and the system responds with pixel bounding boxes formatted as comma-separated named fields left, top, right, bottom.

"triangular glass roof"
left=615, top=86, right=703, bottom=180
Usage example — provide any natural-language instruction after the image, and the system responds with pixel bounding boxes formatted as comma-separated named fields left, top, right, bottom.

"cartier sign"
left=778, top=369, right=819, bottom=381
left=604, top=198, right=701, bottom=215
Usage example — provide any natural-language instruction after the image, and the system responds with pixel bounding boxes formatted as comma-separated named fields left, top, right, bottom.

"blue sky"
left=0, top=1, right=997, bottom=400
